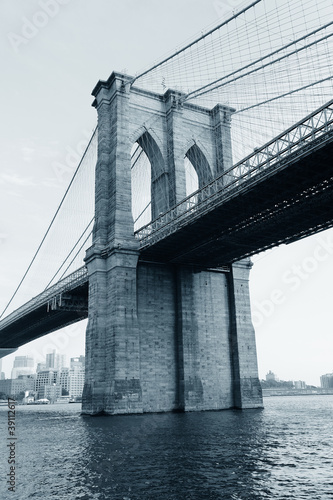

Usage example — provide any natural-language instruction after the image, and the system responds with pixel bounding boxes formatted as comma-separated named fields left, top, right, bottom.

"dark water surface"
left=1, top=395, right=332, bottom=499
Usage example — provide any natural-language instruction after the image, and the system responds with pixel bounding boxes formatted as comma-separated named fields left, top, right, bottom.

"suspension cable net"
left=132, top=0, right=333, bottom=162
left=0, top=130, right=98, bottom=318
left=2, top=0, right=332, bottom=318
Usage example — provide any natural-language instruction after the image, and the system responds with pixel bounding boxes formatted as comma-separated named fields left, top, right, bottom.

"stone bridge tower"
left=82, top=72, right=263, bottom=415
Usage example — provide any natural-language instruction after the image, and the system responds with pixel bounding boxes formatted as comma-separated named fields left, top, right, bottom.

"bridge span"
left=0, top=98, right=332, bottom=353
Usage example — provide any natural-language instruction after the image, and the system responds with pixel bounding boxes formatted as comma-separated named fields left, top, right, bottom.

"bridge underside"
left=0, top=282, right=88, bottom=349
left=1, top=142, right=332, bottom=351
left=140, top=141, right=333, bottom=267
left=1, top=134, right=332, bottom=358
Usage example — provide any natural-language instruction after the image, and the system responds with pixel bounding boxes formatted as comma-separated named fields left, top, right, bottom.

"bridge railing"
left=135, top=99, right=333, bottom=246
left=0, top=266, right=88, bottom=329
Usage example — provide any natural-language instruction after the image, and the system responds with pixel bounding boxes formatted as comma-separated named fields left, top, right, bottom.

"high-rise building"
left=320, top=372, right=333, bottom=389
left=70, top=356, right=85, bottom=369
left=11, top=356, right=34, bottom=379
left=37, top=363, right=47, bottom=372
left=69, top=363, right=85, bottom=398
left=57, top=368, right=70, bottom=394
left=46, top=350, right=66, bottom=371
left=35, top=370, right=58, bottom=399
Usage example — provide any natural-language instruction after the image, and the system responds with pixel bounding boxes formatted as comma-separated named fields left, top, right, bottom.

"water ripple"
left=0, top=396, right=332, bottom=499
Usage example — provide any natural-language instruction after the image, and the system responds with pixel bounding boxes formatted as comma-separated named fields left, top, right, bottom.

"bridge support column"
left=83, top=248, right=142, bottom=415
left=228, top=260, right=263, bottom=408
left=82, top=72, right=143, bottom=415
left=175, top=264, right=262, bottom=411
left=176, top=267, right=233, bottom=411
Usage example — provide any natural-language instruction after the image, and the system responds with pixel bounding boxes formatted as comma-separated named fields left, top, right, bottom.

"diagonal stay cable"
left=184, top=22, right=333, bottom=101
left=0, top=127, right=97, bottom=320
left=130, top=0, right=261, bottom=86
left=43, top=217, right=95, bottom=290
left=58, top=229, right=93, bottom=283
left=235, top=76, right=333, bottom=114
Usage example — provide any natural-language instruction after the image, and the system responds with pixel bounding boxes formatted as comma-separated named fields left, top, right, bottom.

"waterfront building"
left=57, top=367, right=70, bottom=394
left=35, top=369, right=58, bottom=399
left=294, top=380, right=307, bottom=389
left=39, top=383, right=61, bottom=402
left=266, top=370, right=279, bottom=382
left=320, top=372, right=333, bottom=389
left=0, top=375, right=35, bottom=398
left=0, top=379, right=12, bottom=396
left=69, top=363, right=85, bottom=398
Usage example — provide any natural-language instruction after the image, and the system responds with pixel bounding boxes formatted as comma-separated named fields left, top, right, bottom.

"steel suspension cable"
left=130, top=0, right=261, bottom=86
left=185, top=23, right=333, bottom=101
left=0, top=127, right=97, bottom=319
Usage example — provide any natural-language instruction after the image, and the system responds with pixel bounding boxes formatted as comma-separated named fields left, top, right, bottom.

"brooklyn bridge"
left=1, top=0, right=332, bottom=414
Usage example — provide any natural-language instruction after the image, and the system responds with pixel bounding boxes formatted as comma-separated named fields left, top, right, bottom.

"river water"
left=0, top=395, right=332, bottom=500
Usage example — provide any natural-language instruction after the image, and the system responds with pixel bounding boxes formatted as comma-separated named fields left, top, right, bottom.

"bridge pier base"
left=82, top=258, right=262, bottom=415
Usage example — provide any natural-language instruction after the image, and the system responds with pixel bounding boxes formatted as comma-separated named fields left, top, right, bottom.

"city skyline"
left=2, top=350, right=86, bottom=378
left=2, top=351, right=331, bottom=392
left=0, top=351, right=86, bottom=402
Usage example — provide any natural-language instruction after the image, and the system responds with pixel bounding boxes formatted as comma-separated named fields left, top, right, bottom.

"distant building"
left=0, top=375, right=35, bottom=398
left=70, top=356, right=85, bottom=369
left=57, top=368, right=70, bottom=394
left=294, top=380, right=306, bottom=390
left=266, top=370, right=278, bottom=382
left=37, top=363, right=47, bottom=372
left=69, top=363, right=85, bottom=398
left=39, top=384, right=61, bottom=402
left=46, top=350, right=67, bottom=371
left=0, top=379, right=12, bottom=396
left=35, top=370, right=58, bottom=400
left=11, top=355, right=34, bottom=379
left=320, top=373, right=333, bottom=389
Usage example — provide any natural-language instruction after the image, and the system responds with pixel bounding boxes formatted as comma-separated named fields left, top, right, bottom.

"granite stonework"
left=82, top=72, right=262, bottom=415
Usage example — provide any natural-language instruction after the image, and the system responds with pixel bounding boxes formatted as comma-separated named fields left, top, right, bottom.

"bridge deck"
left=138, top=134, right=333, bottom=266
left=0, top=268, right=88, bottom=348
left=136, top=99, right=333, bottom=266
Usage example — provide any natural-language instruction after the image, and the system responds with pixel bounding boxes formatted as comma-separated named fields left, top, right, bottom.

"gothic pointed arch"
left=185, top=143, right=213, bottom=189
left=131, top=131, right=169, bottom=227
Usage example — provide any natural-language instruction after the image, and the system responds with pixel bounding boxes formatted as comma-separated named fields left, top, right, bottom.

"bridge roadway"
left=136, top=99, right=333, bottom=266
left=1, top=100, right=332, bottom=349
left=0, top=267, right=88, bottom=349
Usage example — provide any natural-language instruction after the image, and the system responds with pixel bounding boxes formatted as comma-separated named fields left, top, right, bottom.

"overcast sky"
left=0, top=0, right=332, bottom=385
